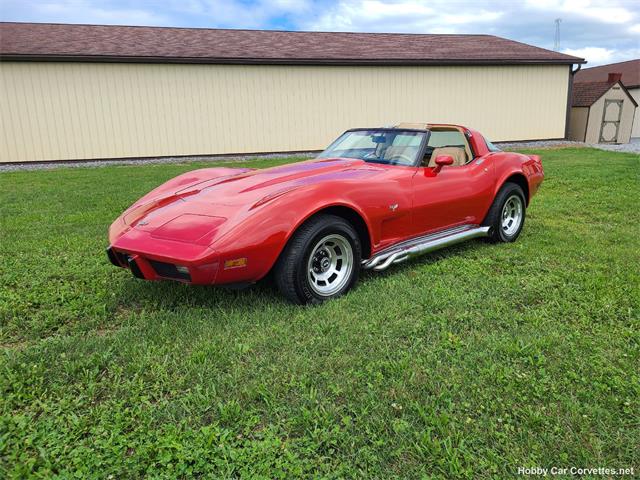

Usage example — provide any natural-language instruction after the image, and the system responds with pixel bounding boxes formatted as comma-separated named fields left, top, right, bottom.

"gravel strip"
left=496, top=139, right=639, bottom=154
left=0, top=151, right=318, bottom=173
left=495, top=140, right=586, bottom=150
left=586, top=142, right=640, bottom=154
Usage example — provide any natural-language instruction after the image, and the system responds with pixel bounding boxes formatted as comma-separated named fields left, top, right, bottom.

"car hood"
left=113, top=158, right=384, bottom=246
left=179, top=157, right=382, bottom=202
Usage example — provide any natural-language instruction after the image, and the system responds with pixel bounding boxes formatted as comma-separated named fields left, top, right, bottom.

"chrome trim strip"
left=362, top=224, right=490, bottom=271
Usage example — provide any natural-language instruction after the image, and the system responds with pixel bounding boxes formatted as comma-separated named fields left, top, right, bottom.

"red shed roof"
left=575, top=59, right=640, bottom=89
left=0, top=22, right=585, bottom=66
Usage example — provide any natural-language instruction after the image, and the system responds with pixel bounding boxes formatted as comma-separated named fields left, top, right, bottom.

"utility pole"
left=554, top=18, right=562, bottom=51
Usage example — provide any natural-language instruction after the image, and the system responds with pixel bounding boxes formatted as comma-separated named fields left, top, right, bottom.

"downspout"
left=565, top=63, right=582, bottom=139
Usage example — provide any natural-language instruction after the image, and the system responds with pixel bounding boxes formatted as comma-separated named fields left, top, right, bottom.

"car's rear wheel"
left=274, top=214, right=361, bottom=304
left=483, top=182, right=526, bottom=243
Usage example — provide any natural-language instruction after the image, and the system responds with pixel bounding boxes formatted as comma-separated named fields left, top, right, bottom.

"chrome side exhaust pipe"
left=363, top=225, right=490, bottom=272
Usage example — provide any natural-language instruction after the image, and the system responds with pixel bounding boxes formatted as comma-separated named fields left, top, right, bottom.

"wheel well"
left=307, top=206, right=372, bottom=259
left=503, top=174, right=530, bottom=205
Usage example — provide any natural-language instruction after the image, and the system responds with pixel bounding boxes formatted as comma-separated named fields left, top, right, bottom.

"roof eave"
left=0, top=53, right=587, bottom=66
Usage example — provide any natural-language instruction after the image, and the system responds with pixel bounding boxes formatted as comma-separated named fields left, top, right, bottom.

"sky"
left=1, top=0, right=638, bottom=67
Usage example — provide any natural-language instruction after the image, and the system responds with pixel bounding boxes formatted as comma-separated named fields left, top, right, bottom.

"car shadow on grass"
left=116, top=275, right=285, bottom=313
left=112, top=238, right=491, bottom=316
left=360, top=237, right=492, bottom=280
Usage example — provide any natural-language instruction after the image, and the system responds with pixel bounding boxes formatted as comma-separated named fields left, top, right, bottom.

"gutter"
left=0, top=54, right=587, bottom=67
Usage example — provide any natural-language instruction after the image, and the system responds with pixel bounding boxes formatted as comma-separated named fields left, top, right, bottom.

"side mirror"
left=433, top=155, right=454, bottom=173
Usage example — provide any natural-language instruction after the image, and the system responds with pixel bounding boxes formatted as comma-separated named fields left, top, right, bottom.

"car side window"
left=485, top=139, right=502, bottom=152
left=428, top=131, right=466, bottom=148
left=422, top=130, right=472, bottom=167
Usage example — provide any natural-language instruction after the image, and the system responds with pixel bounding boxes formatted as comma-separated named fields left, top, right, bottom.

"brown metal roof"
left=0, top=22, right=585, bottom=66
left=575, top=59, right=640, bottom=89
left=572, top=80, right=638, bottom=107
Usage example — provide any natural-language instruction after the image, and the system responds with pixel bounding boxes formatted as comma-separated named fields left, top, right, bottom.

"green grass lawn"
left=1, top=148, right=639, bottom=478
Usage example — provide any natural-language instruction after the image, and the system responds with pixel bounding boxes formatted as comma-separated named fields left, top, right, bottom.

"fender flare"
left=284, top=201, right=374, bottom=258
left=493, top=169, right=530, bottom=205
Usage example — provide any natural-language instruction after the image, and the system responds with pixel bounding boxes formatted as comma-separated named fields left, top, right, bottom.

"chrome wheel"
left=307, top=234, right=354, bottom=296
left=501, top=195, right=523, bottom=236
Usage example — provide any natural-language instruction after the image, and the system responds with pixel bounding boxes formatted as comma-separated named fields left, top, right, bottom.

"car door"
left=410, top=131, right=495, bottom=236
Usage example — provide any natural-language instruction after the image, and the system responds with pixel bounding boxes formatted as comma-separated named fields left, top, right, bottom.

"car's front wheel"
left=274, top=214, right=361, bottom=304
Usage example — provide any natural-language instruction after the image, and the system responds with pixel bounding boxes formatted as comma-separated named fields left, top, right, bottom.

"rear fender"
left=494, top=169, right=529, bottom=203
left=492, top=152, right=543, bottom=205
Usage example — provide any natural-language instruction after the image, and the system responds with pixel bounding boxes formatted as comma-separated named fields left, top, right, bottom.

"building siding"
left=568, top=107, right=589, bottom=142
left=0, top=62, right=570, bottom=162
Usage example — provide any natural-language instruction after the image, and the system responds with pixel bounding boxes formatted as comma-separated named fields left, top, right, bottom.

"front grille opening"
left=107, top=248, right=131, bottom=268
left=115, top=251, right=130, bottom=267
left=148, top=260, right=191, bottom=281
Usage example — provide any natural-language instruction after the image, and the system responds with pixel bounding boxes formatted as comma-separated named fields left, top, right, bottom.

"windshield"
left=317, top=129, right=427, bottom=166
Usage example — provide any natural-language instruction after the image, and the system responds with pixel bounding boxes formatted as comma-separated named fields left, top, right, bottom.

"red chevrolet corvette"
left=107, top=123, right=543, bottom=304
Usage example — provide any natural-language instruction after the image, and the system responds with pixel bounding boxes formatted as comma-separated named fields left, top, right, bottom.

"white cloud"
left=525, top=0, right=636, bottom=24
left=441, top=12, right=503, bottom=26
left=306, top=0, right=503, bottom=33
left=562, top=46, right=640, bottom=66
left=562, top=46, right=615, bottom=63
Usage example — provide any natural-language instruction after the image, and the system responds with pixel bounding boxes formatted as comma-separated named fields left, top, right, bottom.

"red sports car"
left=107, top=123, right=543, bottom=304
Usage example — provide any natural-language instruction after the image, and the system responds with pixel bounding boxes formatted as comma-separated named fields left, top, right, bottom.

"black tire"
left=274, top=214, right=361, bottom=304
left=483, top=182, right=527, bottom=243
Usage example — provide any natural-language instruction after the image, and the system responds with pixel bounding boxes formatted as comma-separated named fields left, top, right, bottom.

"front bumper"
left=106, top=246, right=219, bottom=284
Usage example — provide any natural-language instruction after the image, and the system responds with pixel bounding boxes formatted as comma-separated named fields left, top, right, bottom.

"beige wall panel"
left=585, top=85, right=636, bottom=144
left=629, top=88, right=640, bottom=139
left=0, top=62, right=570, bottom=162
left=568, top=107, right=588, bottom=141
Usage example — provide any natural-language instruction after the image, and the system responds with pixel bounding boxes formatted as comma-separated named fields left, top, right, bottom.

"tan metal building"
left=568, top=74, right=637, bottom=144
left=0, top=22, right=585, bottom=163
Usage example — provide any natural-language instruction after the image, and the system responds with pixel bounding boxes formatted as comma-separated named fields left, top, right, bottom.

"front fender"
left=209, top=185, right=373, bottom=283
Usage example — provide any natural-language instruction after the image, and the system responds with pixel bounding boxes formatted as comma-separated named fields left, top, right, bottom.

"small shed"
left=569, top=73, right=637, bottom=144
left=574, top=59, right=640, bottom=140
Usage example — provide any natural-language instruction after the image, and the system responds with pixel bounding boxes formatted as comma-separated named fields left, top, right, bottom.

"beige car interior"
left=384, top=145, right=419, bottom=165
left=426, top=126, right=473, bottom=167
left=427, top=146, right=467, bottom=167
left=395, top=123, right=473, bottom=168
